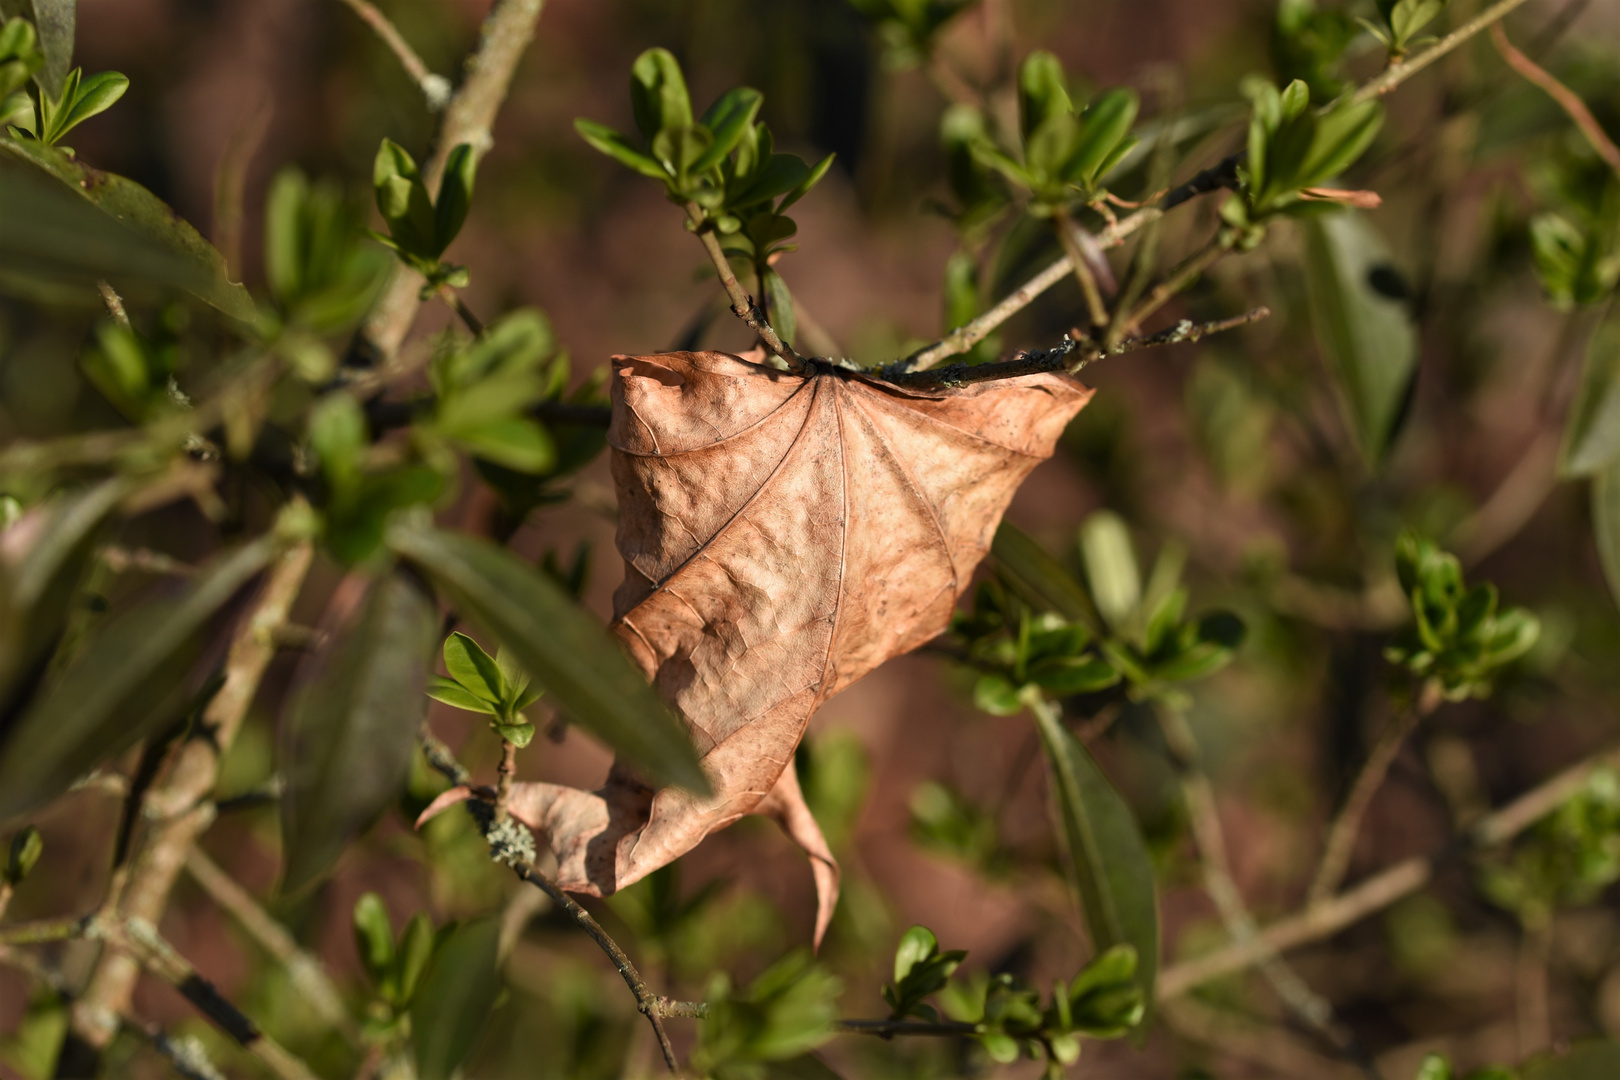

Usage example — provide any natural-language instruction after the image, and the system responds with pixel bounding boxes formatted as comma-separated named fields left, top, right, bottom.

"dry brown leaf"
left=423, top=350, right=1090, bottom=944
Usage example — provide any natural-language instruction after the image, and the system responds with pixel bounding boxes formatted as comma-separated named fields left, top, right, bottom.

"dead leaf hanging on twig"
left=422, top=350, right=1090, bottom=944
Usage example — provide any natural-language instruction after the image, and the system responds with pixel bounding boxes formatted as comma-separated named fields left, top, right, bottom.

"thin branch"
left=1307, top=681, right=1443, bottom=905
left=69, top=541, right=315, bottom=1056
left=875, top=308, right=1269, bottom=390
left=509, top=859, right=680, bottom=1073
left=1155, top=706, right=1378, bottom=1076
left=494, top=738, right=517, bottom=824
left=437, top=284, right=486, bottom=336
left=353, top=0, right=546, bottom=371
left=1160, top=741, right=1620, bottom=999
left=1492, top=22, right=1620, bottom=176
left=183, top=849, right=359, bottom=1044
left=1054, top=213, right=1110, bottom=332
left=901, top=206, right=1163, bottom=371
left=97, top=916, right=322, bottom=1080
left=1351, top=0, right=1539, bottom=105
left=1123, top=239, right=1228, bottom=331
left=0, top=917, right=85, bottom=946
left=689, top=212, right=804, bottom=372
left=334, top=0, right=452, bottom=110
left=95, top=281, right=130, bottom=329
left=904, top=0, right=1535, bottom=375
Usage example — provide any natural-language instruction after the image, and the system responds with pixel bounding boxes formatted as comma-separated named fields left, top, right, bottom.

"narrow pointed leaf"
left=411, top=918, right=502, bottom=1080
left=0, top=135, right=255, bottom=320
left=386, top=523, right=708, bottom=792
left=0, top=537, right=275, bottom=819
left=28, top=0, right=72, bottom=98
left=1030, top=697, right=1158, bottom=1030
left=991, top=522, right=1101, bottom=631
left=433, top=142, right=476, bottom=256
left=1561, top=316, right=1620, bottom=477
left=1303, top=211, right=1417, bottom=466
left=573, top=118, right=670, bottom=180
left=280, top=570, right=437, bottom=892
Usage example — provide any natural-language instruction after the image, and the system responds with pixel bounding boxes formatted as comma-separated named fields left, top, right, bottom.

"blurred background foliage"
left=3, top=0, right=1620, bottom=1078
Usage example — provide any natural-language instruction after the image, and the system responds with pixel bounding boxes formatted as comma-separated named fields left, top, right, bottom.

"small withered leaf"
left=425, top=350, right=1090, bottom=944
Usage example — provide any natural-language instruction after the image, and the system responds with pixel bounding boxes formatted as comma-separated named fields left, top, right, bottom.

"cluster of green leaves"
left=967, top=51, right=1139, bottom=217
left=1527, top=145, right=1620, bottom=310
left=845, top=0, right=978, bottom=70
left=935, top=941, right=1145, bottom=1078
left=1222, top=77, right=1383, bottom=240
left=882, top=925, right=966, bottom=1021
left=1417, top=1041, right=1620, bottom=1080
left=264, top=167, right=390, bottom=340
left=423, top=309, right=570, bottom=476
left=575, top=49, right=832, bottom=345
left=351, top=894, right=504, bottom=1080
left=964, top=515, right=1244, bottom=712
left=1384, top=533, right=1540, bottom=700
left=1480, top=768, right=1620, bottom=925
left=0, top=16, right=42, bottom=111
left=426, top=631, right=541, bottom=747
left=689, top=952, right=841, bottom=1080
left=7, top=63, right=123, bottom=147
left=369, top=138, right=477, bottom=291
left=306, top=392, right=445, bottom=565
left=1361, top=0, right=1450, bottom=61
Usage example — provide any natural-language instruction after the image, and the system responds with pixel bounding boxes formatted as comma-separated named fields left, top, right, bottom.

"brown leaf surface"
left=427, top=351, right=1090, bottom=943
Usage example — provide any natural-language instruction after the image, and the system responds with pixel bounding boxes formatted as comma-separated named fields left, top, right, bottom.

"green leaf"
left=1029, top=655, right=1120, bottom=695
left=778, top=152, right=835, bottom=213
left=387, top=523, right=708, bottom=792
left=0, top=537, right=275, bottom=820
left=1298, top=99, right=1383, bottom=190
left=411, top=918, right=502, bottom=1080
left=893, top=925, right=939, bottom=983
left=730, top=153, right=812, bottom=208
left=352, top=892, right=395, bottom=984
left=425, top=674, right=495, bottom=714
left=1078, top=511, right=1141, bottom=632
left=1017, top=51, right=1071, bottom=142
left=0, top=135, right=256, bottom=320
left=1561, top=316, right=1620, bottom=476
left=280, top=570, right=437, bottom=893
left=973, top=672, right=1024, bottom=715
left=21, top=0, right=72, bottom=98
left=762, top=267, right=796, bottom=347
left=0, top=478, right=127, bottom=714
left=392, top=913, right=435, bottom=1006
left=693, top=86, right=763, bottom=174
left=373, top=138, right=437, bottom=259
left=1415, top=1053, right=1454, bottom=1080
left=630, top=47, right=692, bottom=142
left=4, top=825, right=43, bottom=885
left=56, top=69, right=124, bottom=136
left=1303, top=211, right=1418, bottom=466
left=493, top=719, right=535, bottom=747
left=263, top=168, right=307, bottom=304
left=1029, top=696, right=1158, bottom=1029
left=1069, top=88, right=1138, bottom=186
left=573, top=118, right=670, bottom=180
left=1593, top=460, right=1620, bottom=613
left=449, top=416, right=557, bottom=474
left=443, top=631, right=503, bottom=704
left=434, top=142, right=476, bottom=255
left=991, top=522, right=1101, bottom=631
